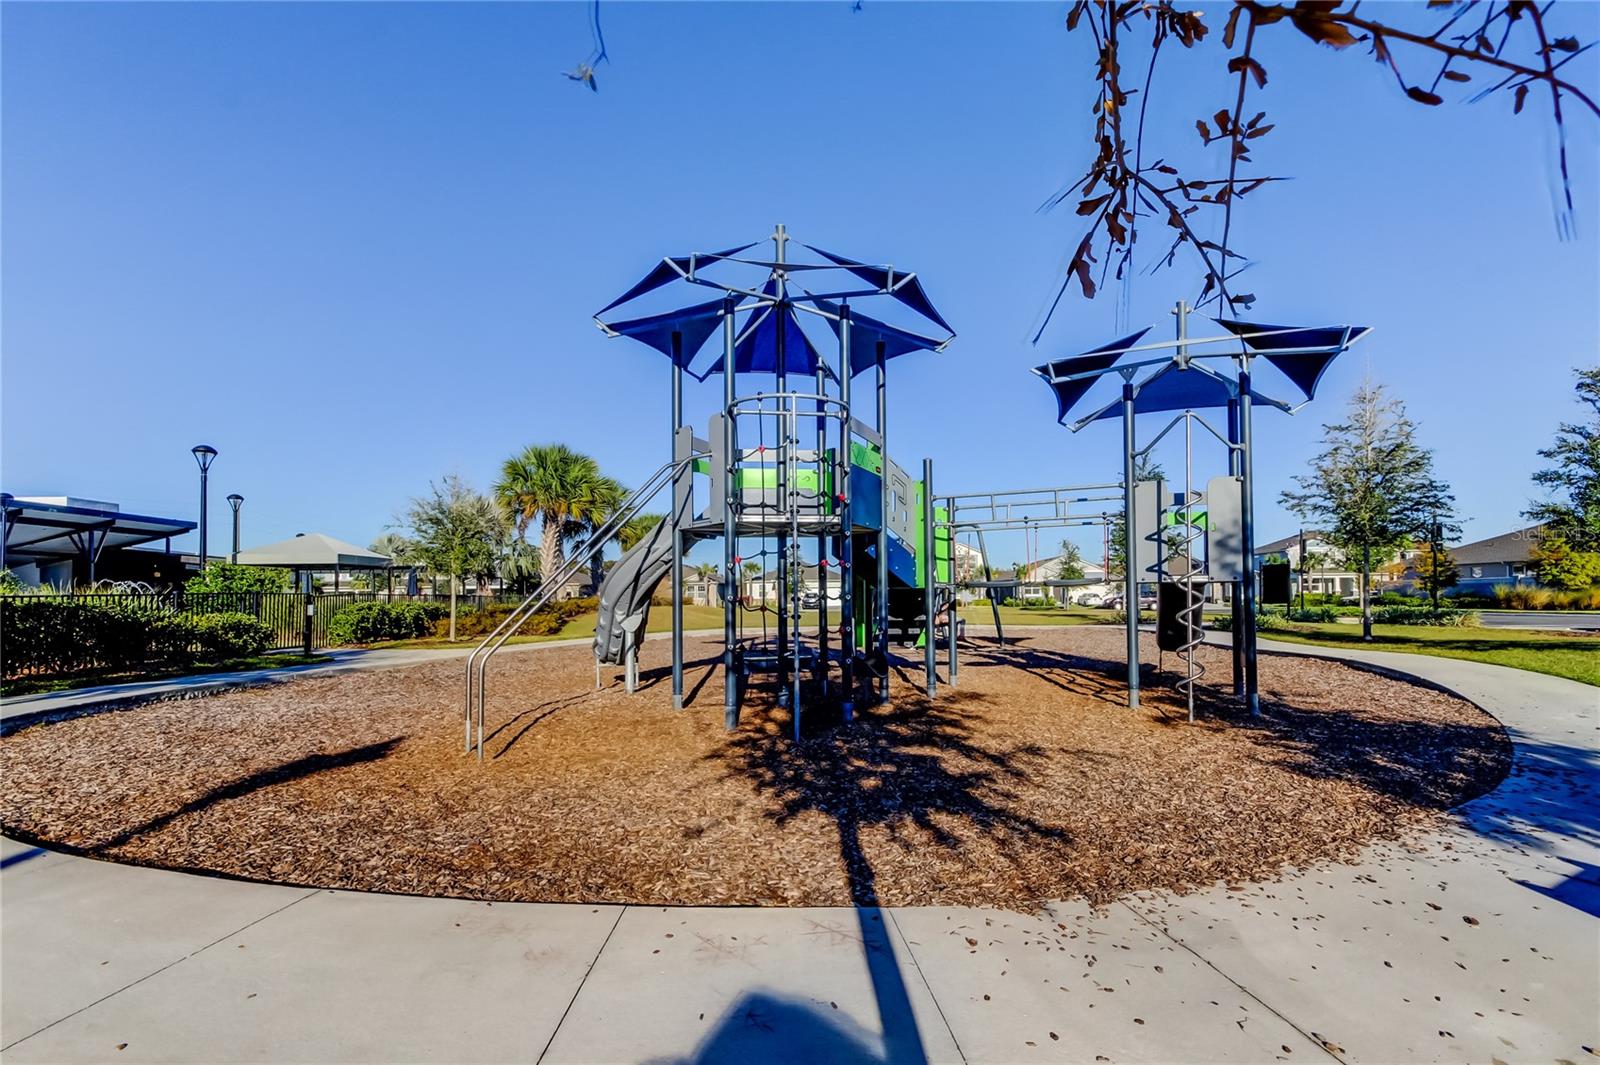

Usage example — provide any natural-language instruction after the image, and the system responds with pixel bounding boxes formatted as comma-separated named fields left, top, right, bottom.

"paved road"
left=1477, top=609, right=1600, bottom=631
left=2, top=639, right=1595, bottom=1063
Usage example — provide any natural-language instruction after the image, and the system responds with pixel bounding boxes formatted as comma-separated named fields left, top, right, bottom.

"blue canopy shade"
left=810, top=296, right=947, bottom=377
left=1075, top=360, right=1293, bottom=427
left=1213, top=318, right=1370, bottom=402
left=596, top=243, right=757, bottom=315
left=1033, top=327, right=1152, bottom=424
left=694, top=302, right=823, bottom=381
left=803, top=243, right=954, bottom=335
left=599, top=299, right=726, bottom=367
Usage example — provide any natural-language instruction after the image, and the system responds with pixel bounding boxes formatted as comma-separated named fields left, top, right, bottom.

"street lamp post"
left=192, top=445, right=218, bottom=575
left=1430, top=514, right=1442, bottom=611
left=227, top=493, right=244, bottom=564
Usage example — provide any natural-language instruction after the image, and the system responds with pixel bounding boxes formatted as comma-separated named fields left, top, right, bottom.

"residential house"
left=1251, top=531, right=1375, bottom=601
left=978, top=552, right=1114, bottom=605
left=744, top=565, right=844, bottom=605
left=1448, top=524, right=1544, bottom=593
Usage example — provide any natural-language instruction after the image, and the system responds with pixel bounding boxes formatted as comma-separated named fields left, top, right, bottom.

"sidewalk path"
left=2, top=637, right=1595, bottom=1063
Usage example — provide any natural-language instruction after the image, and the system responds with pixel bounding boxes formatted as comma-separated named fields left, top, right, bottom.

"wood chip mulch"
left=0, top=629, right=1511, bottom=910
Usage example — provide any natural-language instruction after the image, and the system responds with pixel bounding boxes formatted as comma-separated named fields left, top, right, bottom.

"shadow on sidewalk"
left=645, top=985, right=909, bottom=1065
left=704, top=690, right=1070, bottom=1064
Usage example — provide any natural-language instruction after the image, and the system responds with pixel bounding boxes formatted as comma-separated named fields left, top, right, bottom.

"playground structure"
left=464, top=225, right=963, bottom=755
left=1034, top=305, right=1370, bottom=718
left=461, top=227, right=1369, bottom=758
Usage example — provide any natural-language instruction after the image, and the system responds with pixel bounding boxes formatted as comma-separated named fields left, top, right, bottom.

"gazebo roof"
left=235, top=532, right=391, bottom=569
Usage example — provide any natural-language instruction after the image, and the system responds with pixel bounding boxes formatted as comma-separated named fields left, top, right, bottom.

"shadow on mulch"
left=91, top=738, right=404, bottom=853
left=709, top=688, right=1069, bottom=907
left=957, top=634, right=1514, bottom=814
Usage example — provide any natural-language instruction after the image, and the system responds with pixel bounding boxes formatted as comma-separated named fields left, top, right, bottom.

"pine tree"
left=1526, top=367, right=1600, bottom=557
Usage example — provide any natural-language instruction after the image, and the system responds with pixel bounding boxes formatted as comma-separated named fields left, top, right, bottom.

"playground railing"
left=461, top=453, right=702, bottom=761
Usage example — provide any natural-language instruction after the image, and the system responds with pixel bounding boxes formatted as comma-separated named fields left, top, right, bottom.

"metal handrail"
left=462, top=454, right=700, bottom=760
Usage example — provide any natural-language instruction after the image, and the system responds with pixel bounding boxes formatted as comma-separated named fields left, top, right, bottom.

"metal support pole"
left=671, top=332, right=686, bottom=710
left=198, top=466, right=209, bottom=574
left=1298, top=527, right=1307, bottom=614
left=838, top=309, right=856, bottom=720
left=722, top=299, right=740, bottom=730
left=302, top=581, right=315, bottom=657
left=922, top=458, right=937, bottom=699
left=976, top=528, right=1004, bottom=646
left=1121, top=377, right=1140, bottom=708
left=1184, top=412, right=1196, bottom=723
left=875, top=344, right=889, bottom=704
left=816, top=359, right=829, bottom=699
left=945, top=510, right=958, bottom=686
left=1238, top=362, right=1260, bottom=717
left=1227, top=399, right=1243, bottom=696
left=775, top=227, right=790, bottom=709
left=229, top=495, right=243, bottom=565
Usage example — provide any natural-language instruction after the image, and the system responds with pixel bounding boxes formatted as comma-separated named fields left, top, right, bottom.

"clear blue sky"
left=4, top=2, right=1597, bottom=568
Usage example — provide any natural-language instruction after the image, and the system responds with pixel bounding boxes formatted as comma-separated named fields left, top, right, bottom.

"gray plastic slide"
left=594, top=519, right=705, bottom=666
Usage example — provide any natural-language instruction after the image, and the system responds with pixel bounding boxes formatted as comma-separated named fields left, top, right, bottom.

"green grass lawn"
left=1, top=653, right=325, bottom=698
left=1255, top=621, right=1600, bottom=687
left=368, top=604, right=823, bottom=651
left=958, top=604, right=1116, bottom=627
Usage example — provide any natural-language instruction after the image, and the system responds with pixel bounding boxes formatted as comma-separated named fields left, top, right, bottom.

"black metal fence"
left=0, top=590, right=529, bottom=658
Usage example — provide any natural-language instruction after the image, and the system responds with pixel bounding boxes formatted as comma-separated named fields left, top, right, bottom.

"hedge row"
left=324, top=601, right=448, bottom=645
left=1208, top=605, right=1477, bottom=630
left=2, top=599, right=273, bottom=678
left=324, top=597, right=598, bottom=646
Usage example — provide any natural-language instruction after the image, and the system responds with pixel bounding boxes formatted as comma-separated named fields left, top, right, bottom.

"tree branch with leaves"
left=1041, top=0, right=1596, bottom=334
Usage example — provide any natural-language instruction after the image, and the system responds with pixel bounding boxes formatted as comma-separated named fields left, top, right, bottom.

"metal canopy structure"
left=0, top=495, right=194, bottom=584
left=1031, top=306, right=1370, bottom=717
left=594, top=233, right=955, bottom=381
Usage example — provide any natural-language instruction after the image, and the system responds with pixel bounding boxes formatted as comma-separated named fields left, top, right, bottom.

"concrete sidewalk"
left=2, top=641, right=1596, bottom=1063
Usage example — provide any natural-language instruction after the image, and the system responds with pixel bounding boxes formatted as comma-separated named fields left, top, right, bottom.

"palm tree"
left=694, top=561, right=719, bottom=605
left=572, top=476, right=627, bottom=594
left=741, top=560, right=762, bottom=603
left=493, top=444, right=623, bottom=595
left=618, top=512, right=665, bottom=552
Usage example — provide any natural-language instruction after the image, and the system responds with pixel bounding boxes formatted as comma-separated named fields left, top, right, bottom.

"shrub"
left=1493, top=583, right=1554, bottom=610
left=194, top=612, right=273, bottom=659
left=185, top=561, right=292, bottom=594
left=1021, top=596, right=1055, bottom=609
left=1287, top=605, right=1340, bottom=623
left=967, top=597, right=992, bottom=608
left=1566, top=586, right=1600, bottom=610
left=1371, top=605, right=1478, bottom=626
left=1209, top=609, right=1288, bottom=631
left=326, top=601, right=440, bottom=645
left=437, top=597, right=596, bottom=640
left=1, top=600, right=272, bottom=677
